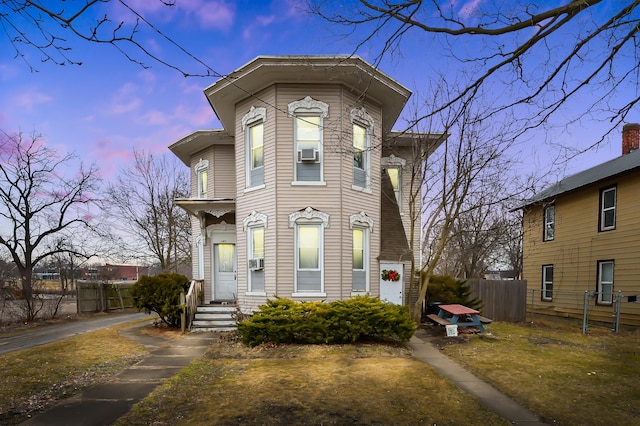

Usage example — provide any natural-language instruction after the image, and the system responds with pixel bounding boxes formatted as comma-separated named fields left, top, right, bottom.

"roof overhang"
left=175, top=198, right=235, bottom=218
left=204, top=55, right=412, bottom=136
left=386, top=130, right=448, bottom=157
left=168, top=130, right=233, bottom=167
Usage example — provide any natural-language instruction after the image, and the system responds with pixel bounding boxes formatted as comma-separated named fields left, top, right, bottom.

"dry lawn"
left=116, top=341, right=509, bottom=425
left=0, top=324, right=147, bottom=425
left=440, top=321, right=640, bottom=425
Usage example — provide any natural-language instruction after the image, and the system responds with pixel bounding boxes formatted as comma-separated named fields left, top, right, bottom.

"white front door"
left=213, top=243, right=236, bottom=301
left=379, top=262, right=403, bottom=305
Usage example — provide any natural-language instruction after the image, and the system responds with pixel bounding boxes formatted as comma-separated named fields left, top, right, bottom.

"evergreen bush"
left=423, top=274, right=483, bottom=311
left=237, top=295, right=415, bottom=346
left=130, top=273, right=190, bottom=328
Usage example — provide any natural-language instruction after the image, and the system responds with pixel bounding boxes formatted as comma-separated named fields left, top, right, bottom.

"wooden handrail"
left=184, top=279, right=204, bottom=331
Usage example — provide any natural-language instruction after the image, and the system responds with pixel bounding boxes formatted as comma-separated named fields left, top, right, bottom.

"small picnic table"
left=428, top=303, right=486, bottom=333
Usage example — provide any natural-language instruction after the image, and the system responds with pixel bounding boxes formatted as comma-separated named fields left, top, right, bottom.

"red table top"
left=439, top=304, right=479, bottom=315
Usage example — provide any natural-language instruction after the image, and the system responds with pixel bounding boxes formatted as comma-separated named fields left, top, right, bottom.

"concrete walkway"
left=409, top=331, right=548, bottom=425
left=21, top=322, right=217, bottom=426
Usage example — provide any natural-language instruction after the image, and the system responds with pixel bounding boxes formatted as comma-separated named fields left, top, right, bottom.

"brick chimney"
left=622, top=123, right=640, bottom=155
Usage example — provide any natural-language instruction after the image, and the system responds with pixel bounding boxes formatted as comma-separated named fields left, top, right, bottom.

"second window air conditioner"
left=298, top=148, right=318, bottom=162
left=248, top=257, right=265, bottom=270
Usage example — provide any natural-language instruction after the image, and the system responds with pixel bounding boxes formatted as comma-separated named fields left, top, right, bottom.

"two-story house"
left=168, top=56, right=443, bottom=316
left=519, top=124, right=640, bottom=326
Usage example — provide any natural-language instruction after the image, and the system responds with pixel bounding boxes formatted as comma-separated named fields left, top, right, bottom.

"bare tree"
left=1, top=0, right=218, bottom=76
left=0, top=130, right=102, bottom=321
left=436, top=202, right=509, bottom=279
left=310, top=1, right=640, bottom=145
left=107, top=149, right=191, bottom=273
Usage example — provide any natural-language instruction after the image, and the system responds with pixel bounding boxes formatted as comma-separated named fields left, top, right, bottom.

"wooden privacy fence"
left=76, top=281, right=136, bottom=313
left=466, top=279, right=528, bottom=322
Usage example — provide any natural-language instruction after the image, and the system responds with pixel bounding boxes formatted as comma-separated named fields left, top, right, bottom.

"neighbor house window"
left=242, top=106, right=267, bottom=189
left=542, top=265, right=553, bottom=301
left=599, top=186, right=616, bottom=231
left=351, top=107, right=374, bottom=189
left=597, top=260, right=614, bottom=305
left=350, top=211, right=373, bottom=292
left=288, top=97, right=328, bottom=184
left=242, top=211, right=268, bottom=294
left=195, top=158, right=209, bottom=198
left=289, top=207, right=329, bottom=295
left=543, top=205, right=555, bottom=241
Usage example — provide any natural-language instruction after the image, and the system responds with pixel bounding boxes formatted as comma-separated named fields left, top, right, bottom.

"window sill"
left=350, top=290, right=369, bottom=297
left=291, top=181, right=326, bottom=186
left=246, top=291, right=267, bottom=297
left=351, top=185, right=372, bottom=194
left=291, top=292, right=326, bottom=298
left=244, top=184, right=266, bottom=193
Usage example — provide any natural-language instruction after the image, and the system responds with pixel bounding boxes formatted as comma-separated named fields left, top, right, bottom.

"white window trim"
left=350, top=211, right=373, bottom=293
left=597, top=260, right=614, bottom=305
left=600, top=187, right=616, bottom=231
left=242, top=106, right=267, bottom=189
left=542, top=265, right=553, bottom=301
left=382, top=155, right=406, bottom=207
left=195, top=158, right=209, bottom=198
left=544, top=205, right=555, bottom=241
left=288, top=96, right=328, bottom=185
left=243, top=211, right=268, bottom=294
left=289, top=207, right=329, bottom=295
left=350, top=107, right=374, bottom=189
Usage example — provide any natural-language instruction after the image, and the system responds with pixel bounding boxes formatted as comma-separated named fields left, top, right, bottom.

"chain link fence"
left=527, top=289, right=640, bottom=333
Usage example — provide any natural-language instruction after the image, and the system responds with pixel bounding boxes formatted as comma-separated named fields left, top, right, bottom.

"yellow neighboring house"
left=519, top=124, right=640, bottom=326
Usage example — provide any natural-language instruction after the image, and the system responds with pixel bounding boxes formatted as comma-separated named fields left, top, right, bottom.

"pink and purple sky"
left=1, top=0, right=636, bottom=184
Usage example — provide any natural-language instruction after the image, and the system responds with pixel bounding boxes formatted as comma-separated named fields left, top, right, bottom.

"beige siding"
left=234, top=87, right=278, bottom=311
left=213, top=144, right=235, bottom=198
left=523, top=174, right=640, bottom=325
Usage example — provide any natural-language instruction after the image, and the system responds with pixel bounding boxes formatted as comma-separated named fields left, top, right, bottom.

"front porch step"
left=190, top=304, right=238, bottom=332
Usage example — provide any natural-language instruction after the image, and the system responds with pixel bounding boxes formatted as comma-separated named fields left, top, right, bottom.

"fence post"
left=582, top=291, right=590, bottom=335
left=529, top=289, right=535, bottom=323
left=614, top=290, right=622, bottom=333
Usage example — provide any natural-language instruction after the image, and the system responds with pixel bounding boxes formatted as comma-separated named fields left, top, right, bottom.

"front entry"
left=379, top=262, right=403, bottom=305
left=213, top=243, right=236, bottom=301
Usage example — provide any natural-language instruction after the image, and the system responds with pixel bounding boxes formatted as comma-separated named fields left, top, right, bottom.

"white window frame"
left=350, top=107, right=374, bottom=190
left=600, top=186, right=616, bottom=231
left=242, top=211, right=268, bottom=295
left=195, top=158, right=209, bottom=198
left=242, top=106, right=267, bottom=190
left=543, top=205, right=555, bottom=241
left=289, top=207, right=329, bottom=296
left=350, top=211, right=373, bottom=294
left=288, top=96, right=328, bottom=185
left=382, top=155, right=406, bottom=208
left=597, top=260, right=614, bottom=305
left=542, top=264, right=553, bottom=301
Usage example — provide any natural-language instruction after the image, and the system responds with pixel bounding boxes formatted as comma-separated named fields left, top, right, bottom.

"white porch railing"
left=181, top=279, right=204, bottom=332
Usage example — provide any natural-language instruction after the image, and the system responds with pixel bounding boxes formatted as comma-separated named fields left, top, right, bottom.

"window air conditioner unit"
left=298, top=148, right=318, bottom=162
left=248, top=257, right=264, bottom=270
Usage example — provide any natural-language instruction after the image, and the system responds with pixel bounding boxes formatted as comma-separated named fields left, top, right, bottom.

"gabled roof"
left=518, top=148, right=640, bottom=208
left=204, top=55, right=412, bottom=137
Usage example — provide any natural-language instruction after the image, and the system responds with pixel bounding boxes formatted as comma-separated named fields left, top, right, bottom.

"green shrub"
left=423, top=274, right=483, bottom=311
left=130, top=273, right=190, bottom=328
left=237, top=295, right=415, bottom=346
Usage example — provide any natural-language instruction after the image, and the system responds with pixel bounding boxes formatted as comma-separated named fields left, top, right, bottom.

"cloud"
left=121, top=0, right=235, bottom=30
left=9, top=90, right=52, bottom=112
left=107, top=82, right=143, bottom=115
